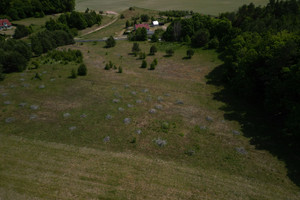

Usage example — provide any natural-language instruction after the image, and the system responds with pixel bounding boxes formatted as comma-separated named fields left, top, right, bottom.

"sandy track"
left=79, top=11, right=119, bottom=37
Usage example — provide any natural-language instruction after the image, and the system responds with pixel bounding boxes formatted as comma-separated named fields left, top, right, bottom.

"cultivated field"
left=1, top=40, right=299, bottom=199
left=76, top=0, right=269, bottom=15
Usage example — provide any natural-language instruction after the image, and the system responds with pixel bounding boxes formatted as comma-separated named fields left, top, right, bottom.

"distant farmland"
left=76, top=0, right=269, bottom=15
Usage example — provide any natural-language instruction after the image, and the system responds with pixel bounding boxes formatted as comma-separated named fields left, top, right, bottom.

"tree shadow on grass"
left=206, top=64, right=300, bottom=187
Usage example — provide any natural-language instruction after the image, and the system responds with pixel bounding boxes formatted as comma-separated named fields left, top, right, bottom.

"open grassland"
left=76, top=0, right=269, bottom=15
left=0, top=40, right=299, bottom=199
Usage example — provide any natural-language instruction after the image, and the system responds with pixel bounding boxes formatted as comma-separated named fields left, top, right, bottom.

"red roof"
left=0, top=19, right=12, bottom=27
left=134, top=24, right=150, bottom=30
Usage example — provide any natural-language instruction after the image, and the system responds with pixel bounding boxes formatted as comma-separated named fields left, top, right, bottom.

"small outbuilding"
left=152, top=21, right=159, bottom=26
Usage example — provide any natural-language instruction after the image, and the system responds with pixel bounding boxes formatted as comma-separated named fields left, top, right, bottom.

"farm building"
left=0, top=19, right=12, bottom=30
left=152, top=21, right=159, bottom=26
left=134, top=24, right=150, bottom=30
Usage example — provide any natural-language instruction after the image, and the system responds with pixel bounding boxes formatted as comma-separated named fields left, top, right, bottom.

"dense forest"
left=0, top=0, right=75, bottom=20
left=163, top=0, right=300, bottom=150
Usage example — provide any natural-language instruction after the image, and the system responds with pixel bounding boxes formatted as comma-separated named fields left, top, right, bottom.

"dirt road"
left=79, top=11, right=119, bottom=37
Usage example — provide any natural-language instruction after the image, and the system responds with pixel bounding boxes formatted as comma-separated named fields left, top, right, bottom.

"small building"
left=152, top=21, right=159, bottom=26
left=0, top=19, right=12, bottom=30
left=134, top=24, right=150, bottom=30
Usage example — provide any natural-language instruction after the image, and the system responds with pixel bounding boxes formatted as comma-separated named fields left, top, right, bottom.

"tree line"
left=45, top=9, right=102, bottom=32
left=0, top=0, right=75, bottom=20
left=162, top=0, right=300, bottom=150
left=0, top=36, right=31, bottom=80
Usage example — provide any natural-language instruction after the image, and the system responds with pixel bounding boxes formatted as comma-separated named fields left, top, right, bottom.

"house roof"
left=135, top=24, right=150, bottom=30
left=152, top=21, right=159, bottom=25
left=0, top=19, right=12, bottom=27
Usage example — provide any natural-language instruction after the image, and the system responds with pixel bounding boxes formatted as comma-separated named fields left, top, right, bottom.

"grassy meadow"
left=1, top=39, right=300, bottom=199
left=76, top=0, right=269, bottom=15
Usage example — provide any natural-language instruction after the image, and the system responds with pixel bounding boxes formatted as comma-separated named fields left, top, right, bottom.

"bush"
left=126, top=20, right=130, bottom=28
left=153, top=58, right=158, bottom=66
left=104, top=61, right=114, bottom=70
left=32, top=61, right=39, bottom=69
left=104, top=63, right=110, bottom=70
left=141, top=14, right=149, bottom=22
left=34, top=73, right=42, bottom=80
left=150, top=63, right=156, bottom=70
left=78, top=63, right=87, bottom=76
left=150, top=45, right=157, bottom=55
left=106, top=36, right=116, bottom=48
left=141, top=60, right=147, bottom=68
left=186, top=49, right=194, bottom=58
left=132, top=43, right=140, bottom=54
left=151, top=34, right=159, bottom=42
left=166, top=48, right=174, bottom=56
left=118, top=66, right=123, bottom=73
left=70, top=69, right=77, bottom=78
left=139, top=52, right=146, bottom=59
left=120, top=14, right=125, bottom=19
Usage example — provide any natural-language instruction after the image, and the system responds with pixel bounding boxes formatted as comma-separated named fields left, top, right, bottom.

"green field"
left=1, top=40, right=299, bottom=199
left=76, top=0, right=269, bottom=15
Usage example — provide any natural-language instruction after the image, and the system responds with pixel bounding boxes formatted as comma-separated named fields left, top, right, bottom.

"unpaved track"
left=79, top=11, right=119, bottom=37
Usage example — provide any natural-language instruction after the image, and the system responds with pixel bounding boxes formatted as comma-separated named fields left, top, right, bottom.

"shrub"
left=153, top=58, right=158, bottom=66
left=166, top=48, right=174, bottom=56
left=104, top=61, right=114, bottom=70
left=120, top=14, right=125, bottom=19
left=126, top=20, right=130, bottom=28
left=139, top=52, right=146, bottom=59
left=70, top=69, right=77, bottom=78
left=150, top=62, right=156, bottom=70
left=186, top=49, right=194, bottom=58
left=141, top=60, right=147, bottom=68
left=132, top=42, right=140, bottom=54
left=104, top=63, right=110, bottom=70
left=118, top=66, right=123, bottom=73
left=141, top=14, right=149, bottom=22
left=33, top=73, right=42, bottom=80
left=106, top=36, right=116, bottom=48
left=32, top=61, right=39, bottom=69
left=151, top=34, right=159, bottom=42
left=78, top=63, right=87, bottom=76
left=184, top=35, right=191, bottom=44
left=150, top=45, right=157, bottom=55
